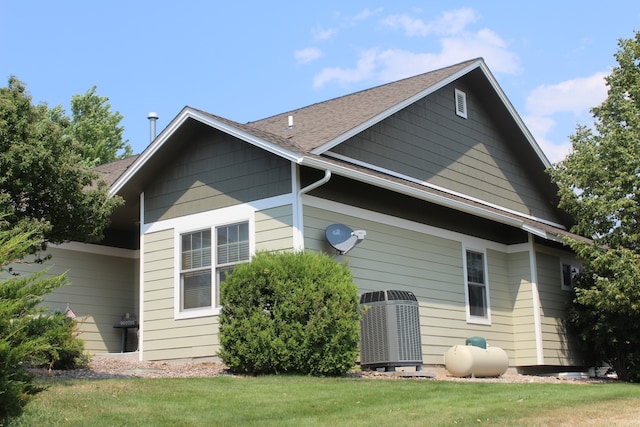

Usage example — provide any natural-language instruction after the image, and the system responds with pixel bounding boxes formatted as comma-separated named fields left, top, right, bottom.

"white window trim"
left=455, top=88, right=468, bottom=119
left=463, top=246, right=492, bottom=325
left=560, top=259, right=581, bottom=291
left=173, top=208, right=255, bottom=320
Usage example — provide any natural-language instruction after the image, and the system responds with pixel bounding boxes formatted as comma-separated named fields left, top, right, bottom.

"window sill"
left=175, top=306, right=221, bottom=320
left=466, top=316, right=491, bottom=326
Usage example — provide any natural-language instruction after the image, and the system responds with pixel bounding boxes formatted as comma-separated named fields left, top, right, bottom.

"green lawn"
left=11, top=376, right=640, bottom=426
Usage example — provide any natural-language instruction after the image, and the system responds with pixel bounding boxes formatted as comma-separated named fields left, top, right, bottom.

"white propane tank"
left=444, top=345, right=509, bottom=377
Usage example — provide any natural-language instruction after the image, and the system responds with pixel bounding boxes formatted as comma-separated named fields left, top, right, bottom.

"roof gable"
left=102, top=58, right=576, bottom=242
left=247, top=58, right=549, bottom=169
left=109, top=107, right=304, bottom=197
left=110, top=58, right=549, bottom=197
left=325, top=76, right=561, bottom=223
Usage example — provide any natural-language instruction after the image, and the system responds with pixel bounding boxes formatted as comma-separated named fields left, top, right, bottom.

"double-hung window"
left=181, top=230, right=212, bottom=310
left=465, top=249, right=490, bottom=322
left=179, top=221, right=249, bottom=315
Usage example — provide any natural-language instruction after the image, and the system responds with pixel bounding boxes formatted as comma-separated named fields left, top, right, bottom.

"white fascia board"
left=110, top=107, right=303, bottom=197
left=310, top=60, right=483, bottom=155
left=477, top=62, right=552, bottom=169
left=300, top=156, right=525, bottom=230
left=324, top=151, right=567, bottom=230
left=306, top=154, right=567, bottom=243
left=521, top=224, right=564, bottom=243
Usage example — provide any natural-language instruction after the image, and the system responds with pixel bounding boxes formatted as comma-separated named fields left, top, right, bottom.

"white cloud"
left=352, top=8, right=383, bottom=23
left=526, top=72, right=607, bottom=116
left=295, top=47, right=323, bottom=64
left=313, top=29, right=520, bottom=87
left=313, top=8, right=520, bottom=88
left=313, top=49, right=378, bottom=88
left=440, top=29, right=520, bottom=74
left=524, top=72, right=608, bottom=163
left=535, top=135, right=572, bottom=165
left=522, top=115, right=570, bottom=163
left=312, top=25, right=338, bottom=41
left=382, top=14, right=430, bottom=37
left=382, top=8, right=478, bottom=37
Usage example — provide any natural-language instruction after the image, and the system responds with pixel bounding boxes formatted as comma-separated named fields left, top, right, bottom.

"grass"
left=10, top=376, right=640, bottom=426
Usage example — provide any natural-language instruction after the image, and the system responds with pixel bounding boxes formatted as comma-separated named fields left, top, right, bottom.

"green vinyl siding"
left=143, top=229, right=221, bottom=361
left=144, top=129, right=291, bottom=223
left=142, top=229, right=195, bottom=361
left=142, top=229, right=221, bottom=361
left=331, top=83, right=560, bottom=221
left=141, top=204, right=295, bottom=361
left=484, top=249, right=516, bottom=351
left=4, top=246, right=137, bottom=354
left=302, top=169, right=529, bottom=246
left=536, top=251, right=578, bottom=365
left=303, top=205, right=517, bottom=365
left=255, top=205, right=294, bottom=252
left=508, top=250, right=539, bottom=366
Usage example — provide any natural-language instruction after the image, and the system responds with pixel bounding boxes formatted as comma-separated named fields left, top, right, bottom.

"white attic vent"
left=455, top=89, right=467, bottom=119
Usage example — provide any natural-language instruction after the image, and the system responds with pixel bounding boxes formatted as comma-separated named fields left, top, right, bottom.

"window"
left=455, top=89, right=467, bottom=118
left=561, top=262, right=580, bottom=291
left=465, top=249, right=489, bottom=321
left=179, top=222, right=249, bottom=313
left=181, top=230, right=212, bottom=310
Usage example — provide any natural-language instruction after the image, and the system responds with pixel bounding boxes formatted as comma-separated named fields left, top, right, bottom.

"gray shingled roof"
left=94, top=155, right=139, bottom=186
left=247, top=58, right=480, bottom=152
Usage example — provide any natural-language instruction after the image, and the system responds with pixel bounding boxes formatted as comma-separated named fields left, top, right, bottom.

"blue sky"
left=1, top=1, right=639, bottom=163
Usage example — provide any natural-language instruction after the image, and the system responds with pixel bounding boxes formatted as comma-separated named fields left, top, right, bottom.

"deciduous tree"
left=68, top=86, right=132, bottom=166
left=0, top=77, right=123, bottom=245
left=549, top=31, right=640, bottom=382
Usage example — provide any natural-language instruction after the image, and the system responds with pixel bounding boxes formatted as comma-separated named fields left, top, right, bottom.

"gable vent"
left=455, top=89, right=467, bottom=119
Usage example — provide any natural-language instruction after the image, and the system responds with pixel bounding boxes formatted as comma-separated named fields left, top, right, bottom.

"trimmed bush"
left=25, top=311, right=90, bottom=370
left=218, top=251, right=361, bottom=376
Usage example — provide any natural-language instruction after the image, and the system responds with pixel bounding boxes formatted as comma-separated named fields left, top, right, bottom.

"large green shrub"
left=218, top=251, right=361, bottom=376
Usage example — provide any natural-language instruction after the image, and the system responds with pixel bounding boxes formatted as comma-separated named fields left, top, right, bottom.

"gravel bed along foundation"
left=29, top=354, right=614, bottom=384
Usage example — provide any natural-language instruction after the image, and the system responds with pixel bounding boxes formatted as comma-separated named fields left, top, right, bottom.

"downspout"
left=299, top=169, right=332, bottom=195
left=293, top=169, right=332, bottom=251
left=138, top=192, right=145, bottom=361
left=528, top=233, right=545, bottom=365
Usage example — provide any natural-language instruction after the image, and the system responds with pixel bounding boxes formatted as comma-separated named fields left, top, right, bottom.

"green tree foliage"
left=549, top=31, right=640, bottom=382
left=0, top=77, right=123, bottom=245
left=68, top=86, right=132, bottom=167
left=0, top=224, right=74, bottom=422
left=218, top=251, right=361, bottom=376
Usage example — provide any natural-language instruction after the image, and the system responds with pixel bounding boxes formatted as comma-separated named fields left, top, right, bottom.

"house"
left=26, top=58, right=586, bottom=370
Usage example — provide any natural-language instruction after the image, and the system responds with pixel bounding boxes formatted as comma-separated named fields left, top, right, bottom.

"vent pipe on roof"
left=148, top=112, right=159, bottom=142
left=287, top=115, right=294, bottom=129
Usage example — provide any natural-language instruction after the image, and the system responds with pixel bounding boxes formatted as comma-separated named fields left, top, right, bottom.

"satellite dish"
left=325, top=224, right=366, bottom=254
